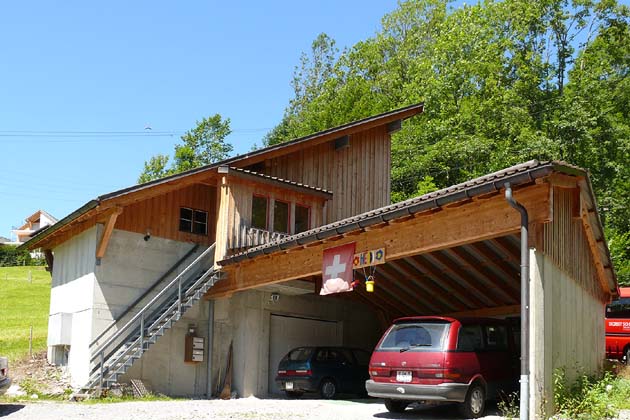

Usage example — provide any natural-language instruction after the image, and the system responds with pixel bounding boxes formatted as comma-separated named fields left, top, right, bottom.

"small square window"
left=179, top=207, right=207, bottom=236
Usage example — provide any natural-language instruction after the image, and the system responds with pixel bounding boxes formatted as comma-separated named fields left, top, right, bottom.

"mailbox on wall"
left=185, top=335, right=204, bottom=363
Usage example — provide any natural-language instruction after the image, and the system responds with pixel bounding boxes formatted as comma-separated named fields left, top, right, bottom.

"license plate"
left=396, top=371, right=412, bottom=383
left=285, top=381, right=293, bottom=390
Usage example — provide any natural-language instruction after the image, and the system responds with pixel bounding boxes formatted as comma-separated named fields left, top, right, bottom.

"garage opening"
left=268, top=314, right=341, bottom=394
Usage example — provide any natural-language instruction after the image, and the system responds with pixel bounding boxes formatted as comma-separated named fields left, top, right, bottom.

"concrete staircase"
left=85, top=244, right=219, bottom=391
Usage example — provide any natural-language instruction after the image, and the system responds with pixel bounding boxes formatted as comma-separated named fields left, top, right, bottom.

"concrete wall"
left=530, top=250, right=606, bottom=418
left=92, top=227, right=211, bottom=396
left=211, top=289, right=381, bottom=398
left=92, top=227, right=201, bottom=343
left=47, top=226, right=98, bottom=386
left=120, top=299, right=211, bottom=397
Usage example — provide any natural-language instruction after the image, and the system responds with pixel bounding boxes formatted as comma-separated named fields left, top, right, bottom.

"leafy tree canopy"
left=265, top=0, right=630, bottom=284
left=138, top=114, right=233, bottom=184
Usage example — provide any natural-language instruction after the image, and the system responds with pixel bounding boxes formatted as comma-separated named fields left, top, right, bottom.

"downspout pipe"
left=504, top=182, right=529, bottom=420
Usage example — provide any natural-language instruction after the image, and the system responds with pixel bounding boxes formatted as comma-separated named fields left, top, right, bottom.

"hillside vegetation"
left=0, top=266, right=51, bottom=362
left=265, top=0, right=630, bottom=285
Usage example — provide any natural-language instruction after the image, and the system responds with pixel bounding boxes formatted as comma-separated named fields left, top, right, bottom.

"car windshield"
left=285, top=347, right=314, bottom=362
left=378, top=322, right=450, bottom=352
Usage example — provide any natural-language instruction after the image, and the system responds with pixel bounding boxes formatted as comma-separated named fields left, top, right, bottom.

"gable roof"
left=20, top=103, right=423, bottom=251
left=17, top=209, right=58, bottom=230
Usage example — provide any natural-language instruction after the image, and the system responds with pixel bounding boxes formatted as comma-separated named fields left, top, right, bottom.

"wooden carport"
left=205, top=160, right=617, bottom=416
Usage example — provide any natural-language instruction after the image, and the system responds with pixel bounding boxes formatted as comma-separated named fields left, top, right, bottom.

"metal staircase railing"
left=84, top=243, right=219, bottom=391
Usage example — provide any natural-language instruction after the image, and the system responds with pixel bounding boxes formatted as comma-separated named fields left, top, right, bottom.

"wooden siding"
left=246, top=125, right=391, bottom=222
left=219, top=177, right=325, bottom=256
left=115, top=184, right=216, bottom=246
left=541, top=187, right=608, bottom=302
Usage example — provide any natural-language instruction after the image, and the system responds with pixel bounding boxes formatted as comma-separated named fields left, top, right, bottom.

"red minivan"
left=366, top=316, right=518, bottom=418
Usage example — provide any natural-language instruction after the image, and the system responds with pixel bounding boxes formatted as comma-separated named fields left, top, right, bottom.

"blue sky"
left=0, top=1, right=398, bottom=237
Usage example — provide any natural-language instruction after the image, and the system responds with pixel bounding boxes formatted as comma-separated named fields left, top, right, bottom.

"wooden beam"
left=206, top=183, right=550, bottom=299
left=425, top=251, right=506, bottom=307
left=548, top=173, right=580, bottom=189
left=446, top=247, right=520, bottom=304
left=96, top=207, right=123, bottom=260
left=404, top=255, right=483, bottom=310
left=44, top=249, right=54, bottom=273
left=580, top=201, right=613, bottom=296
left=444, top=304, right=521, bottom=318
left=380, top=260, right=460, bottom=313
left=469, top=242, right=519, bottom=284
left=374, top=264, right=445, bottom=314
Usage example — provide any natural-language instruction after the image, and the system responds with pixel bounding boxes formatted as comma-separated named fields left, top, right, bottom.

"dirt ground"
left=5, top=351, right=71, bottom=397
left=0, top=397, right=507, bottom=420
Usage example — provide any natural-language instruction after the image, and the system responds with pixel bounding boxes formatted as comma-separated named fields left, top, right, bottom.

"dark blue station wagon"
left=275, top=346, right=371, bottom=399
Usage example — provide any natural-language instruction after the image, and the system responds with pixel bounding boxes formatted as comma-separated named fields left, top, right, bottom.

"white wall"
left=530, top=250, right=605, bottom=418
left=211, top=289, right=381, bottom=398
left=47, top=226, right=98, bottom=386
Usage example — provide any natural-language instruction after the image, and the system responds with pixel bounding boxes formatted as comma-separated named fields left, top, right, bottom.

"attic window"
left=179, top=207, right=208, bottom=235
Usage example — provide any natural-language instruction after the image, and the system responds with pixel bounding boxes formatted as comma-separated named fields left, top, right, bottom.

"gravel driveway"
left=0, top=397, right=505, bottom=420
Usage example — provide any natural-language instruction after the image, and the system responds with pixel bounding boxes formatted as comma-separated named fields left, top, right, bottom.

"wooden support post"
left=96, top=206, right=123, bottom=261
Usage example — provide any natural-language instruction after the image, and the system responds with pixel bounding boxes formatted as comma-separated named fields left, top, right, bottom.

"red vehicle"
left=605, top=287, right=630, bottom=363
left=366, top=316, right=518, bottom=418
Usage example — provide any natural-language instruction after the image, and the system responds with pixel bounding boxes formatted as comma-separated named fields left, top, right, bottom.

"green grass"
left=0, top=266, right=51, bottom=362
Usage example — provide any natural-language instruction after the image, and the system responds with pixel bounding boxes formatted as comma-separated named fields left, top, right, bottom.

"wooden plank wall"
left=115, top=183, right=217, bottom=246
left=542, top=187, right=607, bottom=302
left=253, top=125, right=391, bottom=222
left=224, top=178, right=325, bottom=251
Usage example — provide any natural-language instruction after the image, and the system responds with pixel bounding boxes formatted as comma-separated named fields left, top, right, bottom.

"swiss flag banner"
left=320, top=242, right=356, bottom=295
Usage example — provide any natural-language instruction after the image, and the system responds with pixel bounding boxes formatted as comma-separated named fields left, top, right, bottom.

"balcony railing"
left=230, top=224, right=290, bottom=251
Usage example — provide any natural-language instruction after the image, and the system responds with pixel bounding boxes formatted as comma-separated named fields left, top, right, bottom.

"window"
left=484, top=325, right=508, bottom=351
left=457, top=325, right=483, bottom=352
left=252, top=195, right=268, bottom=230
left=378, top=322, right=450, bottom=351
left=606, top=298, right=630, bottom=319
left=294, top=204, right=310, bottom=234
left=179, top=207, right=208, bottom=235
left=273, top=200, right=289, bottom=233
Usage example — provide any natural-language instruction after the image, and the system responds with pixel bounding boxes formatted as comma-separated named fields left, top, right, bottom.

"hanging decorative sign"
left=320, top=242, right=357, bottom=296
left=353, top=248, right=386, bottom=269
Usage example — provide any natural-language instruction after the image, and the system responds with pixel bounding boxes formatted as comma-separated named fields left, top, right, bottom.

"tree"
left=265, top=0, right=630, bottom=284
left=138, top=114, right=233, bottom=183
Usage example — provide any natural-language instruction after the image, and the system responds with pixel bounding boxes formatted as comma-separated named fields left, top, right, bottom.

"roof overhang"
left=214, top=160, right=617, bottom=299
left=20, top=103, right=423, bottom=251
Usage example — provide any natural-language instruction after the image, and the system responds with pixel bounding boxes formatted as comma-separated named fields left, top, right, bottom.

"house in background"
left=11, top=210, right=57, bottom=244
left=21, top=103, right=617, bottom=416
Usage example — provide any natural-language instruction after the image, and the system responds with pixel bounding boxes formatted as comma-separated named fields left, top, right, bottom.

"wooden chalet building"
left=22, top=103, right=618, bottom=417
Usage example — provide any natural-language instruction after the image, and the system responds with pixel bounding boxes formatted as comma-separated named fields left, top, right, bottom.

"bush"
left=0, top=245, right=32, bottom=266
left=552, top=367, right=630, bottom=419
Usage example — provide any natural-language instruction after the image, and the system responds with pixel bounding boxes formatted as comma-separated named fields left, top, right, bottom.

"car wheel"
left=625, top=347, right=630, bottom=365
left=320, top=378, right=337, bottom=399
left=285, top=391, right=303, bottom=399
left=459, top=383, right=486, bottom=418
left=384, top=399, right=408, bottom=413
